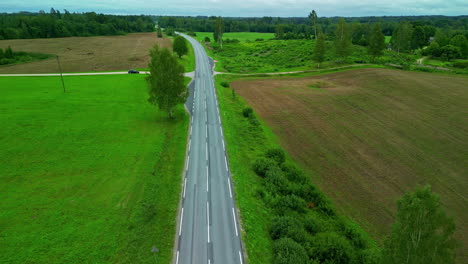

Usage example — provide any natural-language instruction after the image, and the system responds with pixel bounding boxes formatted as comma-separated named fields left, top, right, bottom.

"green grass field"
left=0, top=75, right=187, bottom=263
left=203, top=37, right=416, bottom=74
left=194, top=32, right=275, bottom=43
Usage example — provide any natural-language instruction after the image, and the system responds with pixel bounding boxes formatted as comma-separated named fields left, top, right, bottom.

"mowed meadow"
left=0, top=75, right=187, bottom=263
left=0, top=33, right=171, bottom=73
left=231, top=68, right=468, bottom=261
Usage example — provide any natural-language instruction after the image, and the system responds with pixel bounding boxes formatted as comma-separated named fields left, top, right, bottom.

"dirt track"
left=0, top=33, right=171, bottom=73
left=232, top=68, right=468, bottom=262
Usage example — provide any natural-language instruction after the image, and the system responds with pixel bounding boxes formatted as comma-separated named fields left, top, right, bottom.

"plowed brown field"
left=232, top=68, right=468, bottom=261
left=0, top=33, right=170, bottom=73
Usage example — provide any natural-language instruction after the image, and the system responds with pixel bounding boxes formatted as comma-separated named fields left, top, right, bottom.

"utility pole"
left=56, top=55, right=66, bottom=93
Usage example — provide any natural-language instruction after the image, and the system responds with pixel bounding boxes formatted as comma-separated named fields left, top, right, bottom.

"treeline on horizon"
left=0, top=9, right=155, bottom=40
left=157, top=15, right=468, bottom=39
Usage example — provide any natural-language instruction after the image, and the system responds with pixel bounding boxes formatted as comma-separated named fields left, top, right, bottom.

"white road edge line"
left=206, top=165, right=209, bottom=192
left=232, top=208, right=238, bottom=236
left=190, top=125, right=192, bottom=136
left=222, top=139, right=225, bottom=151
left=224, top=156, right=228, bottom=171
left=207, top=201, right=210, bottom=243
left=228, top=178, right=232, bottom=198
left=179, top=208, right=184, bottom=236
left=186, top=156, right=190, bottom=171
left=176, top=251, right=179, bottom=264
left=206, top=142, right=208, bottom=161
left=183, top=178, right=187, bottom=198
left=188, top=139, right=191, bottom=152
left=239, top=251, right=243, bottom=264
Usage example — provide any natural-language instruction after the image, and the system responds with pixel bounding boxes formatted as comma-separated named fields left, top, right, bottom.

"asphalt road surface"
left=175, top=33, right=244, bottom=264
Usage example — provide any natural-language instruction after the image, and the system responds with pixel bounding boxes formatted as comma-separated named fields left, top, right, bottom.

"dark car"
left=128, top=69, right=140, bottom=74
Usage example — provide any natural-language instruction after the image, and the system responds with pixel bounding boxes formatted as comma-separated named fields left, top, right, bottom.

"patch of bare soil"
left=0, top=33, right=171, bottom=73
left=232, top=68, right=468, bottom=262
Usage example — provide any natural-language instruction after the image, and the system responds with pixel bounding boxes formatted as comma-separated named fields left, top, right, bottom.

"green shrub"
left=281, top=163, right=308, bottom=183
left=204, top=36, right=210, bottom=42
left=270, top=216, right=307, bottom=243
left=303, top=212, right=330, bottom=235
left=309, top=232, right=357, bottom=264
left=242, top=107, right=253, bottom=117
left=342, top=221, right=368, bottom=249
left=221, top=81, right=230, bottom=88
left=273, top=238, right=309, bottom=264
left=252, top=158, right=277, bottom=177
left=274, top=194, right=307, bottom=214
left=188, top=31, right=196, bottom=36
left=266, top=148, right=286, bottom=164
left=265, top=166, right=289, bottom=193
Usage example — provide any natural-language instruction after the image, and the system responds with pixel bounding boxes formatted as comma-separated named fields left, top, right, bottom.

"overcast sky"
left=1, top=0, right=467, bottom=17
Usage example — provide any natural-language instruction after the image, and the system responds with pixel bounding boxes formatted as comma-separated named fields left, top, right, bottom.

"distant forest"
left=0, top=9, right=155, bottom=40
left=157, top=15, right=468, bottom=38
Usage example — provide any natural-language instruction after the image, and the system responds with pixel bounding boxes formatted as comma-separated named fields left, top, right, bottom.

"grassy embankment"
left=228, top=68, right=468, bottom=263
left=0, top=75, right=188, bottom=263
left=215, top=70, right=381, bottom=263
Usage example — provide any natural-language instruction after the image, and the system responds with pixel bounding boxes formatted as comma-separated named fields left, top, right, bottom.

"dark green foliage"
left=147, top=45, right=187, bottom=118
left=265, top=148, right=286, bottom=164
left=411, top=26, right=428, bottom=49
left=0, top=10, right=154, bottom=40
left=187, top=31, right=196, bottom=36
left=165, top=27, right=175, bottom=36
left=334, top=18, right=352, bottom=60
left=303, top=213, right=329, bottom=235
left=423, top=42, right=441, bottom=57
left=368, top=23, right=385, bottom=60
left=275, top=24, right=285, bottom=39
left=274, top=194, right=306, bottom=214
left=214, top=17, right=224, bottom=48
left=391, top=21, right=413, bottom=53
left=242, top=107, right=253, bottom=117
left=382, top=185, right=457, bottom=264
left=4, top=46, right=13, bottom=58
left=252, top=157, right=277, bottom=177
left=310, top=232, right=356, bottom=263
left=265, top=166, right=289, bottom=194
left=342, top=221, right=368, bottom=249
left=221, top=81, right=230, bottom=88
left=273, top=238, right=309, bottom=264
left=450, top=34, right=468, bottom=58
left=156, top=26, right=163, bottom=38
left=280, top=163, right=308, bottom=184
left=173, top=36, right=188, bottom=58
left=313, top=31, right=326, bottom=67
left=204, top=36, right=210, bottom=42
left=270, top=216, right=307, bottom=243
left=440, top=45, right=462, bottom=61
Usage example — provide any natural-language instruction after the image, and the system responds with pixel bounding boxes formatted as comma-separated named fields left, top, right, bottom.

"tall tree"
left=334, top=18, right=351, bottom=61
left=382, top=185, right=457, bottom=264
left=391, top=21, right=413, bottom=53
left=213, top=16, right=224, bottom=49
left=368, top=23, right=386, bottom=61
left=147, top=45, right=187, bottom=119
left=411, top=26, right=428, bottom=50
left=308, top=10, right=318, bottom=39
left=173, top=36, right=188, bottom=58
left=449, top=34, right=468, bottom=58
left=313, top=30, right=326, bottom=68
left=275, top=24, right=285, bottom=40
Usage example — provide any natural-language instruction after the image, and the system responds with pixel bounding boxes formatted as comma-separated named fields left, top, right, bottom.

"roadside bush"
left=342, top=221, right=368, bottom=249
left=265, top=166, right=289, bottom=193
left=281, top=163, right=308, bottom=184
left=225, top=38, right=240, bottom=43
left=221, top=81, right=230, bottom=88
left=309, top=232, right=357, bottom=264
left=204, top=36, right=210, bottom=42
left=273, top=238, right=309, bottom=264
left=270, top=216, right=306, bottom=241
left=255, top=38, right=264, bottom=41
left=242, top=107, right=253, bottom=117
left=303, top=212, right=330, bottom=235
left=187, top=31, right=196, bottom=36
left=252, top=158, right=278, bottom=177
left=274, top=194, right=307, bottom=214
left=266, top=148, right=286, bottom=164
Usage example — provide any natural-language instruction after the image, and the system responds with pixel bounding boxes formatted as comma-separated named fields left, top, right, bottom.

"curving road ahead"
left=174, top=33, right=244, bottom=264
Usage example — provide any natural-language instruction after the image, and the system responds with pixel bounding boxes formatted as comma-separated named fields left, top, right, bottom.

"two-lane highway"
left=175, top=33, right=244, bottom=264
